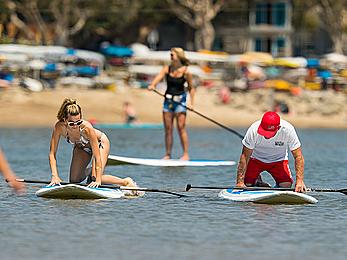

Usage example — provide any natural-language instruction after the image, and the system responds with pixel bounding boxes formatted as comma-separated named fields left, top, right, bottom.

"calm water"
left=0, top=127, right=346, bottom=260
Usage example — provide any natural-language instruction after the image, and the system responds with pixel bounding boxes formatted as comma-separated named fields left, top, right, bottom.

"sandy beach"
left=0, top=85, right=346, bottom=129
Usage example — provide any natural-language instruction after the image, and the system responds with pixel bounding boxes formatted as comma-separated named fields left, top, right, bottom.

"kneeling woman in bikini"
left=48, top=98, right=137, bottom=189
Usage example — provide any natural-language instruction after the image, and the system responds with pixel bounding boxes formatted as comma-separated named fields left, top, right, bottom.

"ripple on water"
left=0, top=128, right=346, bottom=260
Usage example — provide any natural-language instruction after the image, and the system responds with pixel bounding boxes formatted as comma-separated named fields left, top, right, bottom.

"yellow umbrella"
left=240, top=52, right=273, bottom=65
left=273, top=58, right=299, bottom=68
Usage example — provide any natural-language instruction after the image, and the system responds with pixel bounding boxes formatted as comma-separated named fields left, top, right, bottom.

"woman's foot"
left=180, top=154, right=190, bottom=161
left=123, top=177, right=143, bottom=196
left=124, top=177, right=136, bottom=187
left=162, top=155, right=171, bottom=160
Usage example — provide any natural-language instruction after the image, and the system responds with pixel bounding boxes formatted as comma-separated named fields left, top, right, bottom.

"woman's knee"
left=177, top=124, right=187, bottom=134
left=165, top=128, right=173, bottom=135
left=164, top=123, right=174, bottom=133
left=176, top=116, right=187, bottom=129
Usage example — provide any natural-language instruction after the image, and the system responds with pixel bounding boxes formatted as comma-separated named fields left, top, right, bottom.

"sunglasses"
left=67, top=120, right=83, bottom=127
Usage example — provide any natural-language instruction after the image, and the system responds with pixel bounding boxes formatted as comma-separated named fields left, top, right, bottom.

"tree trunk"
left=201, top=20, right=215, bottom=50
left=55, top=30, right=69, bottom=46
left=0, top=24, right=3, bottom=38
left=167, top=0, right=224, bottom=50
left=332, top=35, right=344, bottom=54
left=317, top=0, right=347, bottom=54
left=195, top=21, right=215, bottom=50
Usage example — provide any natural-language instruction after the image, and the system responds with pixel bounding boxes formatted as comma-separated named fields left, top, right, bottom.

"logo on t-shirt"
left=275, top=141, right=284, bottom=146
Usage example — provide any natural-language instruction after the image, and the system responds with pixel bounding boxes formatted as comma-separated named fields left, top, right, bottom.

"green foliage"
left=0, top=36, right=14, bottom=44
left=292, top=0, right=319, bottom=30
left=303, top=12, right=320, bottom=31
left=84, top=0, right=171, bottom=35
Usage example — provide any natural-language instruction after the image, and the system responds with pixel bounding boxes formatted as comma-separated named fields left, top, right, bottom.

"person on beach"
left=148, top=47, right=195, bottom=160
left=122, top=101, right=138, bottom=124
left=235, top=111, right=307, bottom=193
left=0, top=147, right=25, bottom=194
left=48, top=98, right=139, bottom=190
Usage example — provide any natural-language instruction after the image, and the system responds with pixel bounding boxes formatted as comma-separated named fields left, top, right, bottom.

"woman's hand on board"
left=49, top=175, right=62, bottom=186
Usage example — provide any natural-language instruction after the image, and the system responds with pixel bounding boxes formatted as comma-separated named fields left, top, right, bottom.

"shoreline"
left=0, top=86, right=346, bottom=129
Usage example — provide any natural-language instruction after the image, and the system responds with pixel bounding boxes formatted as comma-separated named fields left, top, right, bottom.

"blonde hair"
left=171, top=47, right=189, bottom=66
left=57, top=98, right=82, bottom=121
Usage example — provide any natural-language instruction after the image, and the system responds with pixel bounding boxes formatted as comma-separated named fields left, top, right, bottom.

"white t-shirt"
left=242, top=119, right=301, bottom=163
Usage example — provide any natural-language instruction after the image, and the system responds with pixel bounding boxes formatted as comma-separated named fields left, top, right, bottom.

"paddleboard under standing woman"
left=148, top=47, right=195, bottom=160
left=48, top=98, right=139, bottom=192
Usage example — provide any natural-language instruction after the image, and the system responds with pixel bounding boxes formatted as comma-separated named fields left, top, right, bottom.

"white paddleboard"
left=218, top=189, right=318, bottom=204
left=107, top=154, right=236, bottom=167
left=35, top=184, right=144, bottom=199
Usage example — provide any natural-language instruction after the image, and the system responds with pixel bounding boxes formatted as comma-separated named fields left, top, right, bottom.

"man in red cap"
left=235, top=111, right=306, bottom=192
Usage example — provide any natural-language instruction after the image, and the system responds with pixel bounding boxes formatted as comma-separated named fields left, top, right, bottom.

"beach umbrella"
left=265, top=66, right=281, bottom=78
left=324, top=53, right=347, bottom=64
left=130, top=43, right=151, bottom=56
left=28, top=59, right=46, bottom=70
left=239, top=52, right=273, bottom=65
left=307, top=58, right=320, bottom=68
left=101, top=45, right=133, bottom=57
left=273, top=57, right=307, bottom=68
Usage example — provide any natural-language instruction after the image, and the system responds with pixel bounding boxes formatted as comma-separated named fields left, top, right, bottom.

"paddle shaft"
left=120, top=186, right=187, bottom=197
left=15, top=179, right=187, bottom=197
left=153, top=89, right=244, bottom=139
left=185, top=184, right=347, bottom=195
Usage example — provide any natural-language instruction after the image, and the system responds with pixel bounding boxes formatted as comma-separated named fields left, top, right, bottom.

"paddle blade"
left=186, top=184, right=192, bottom=191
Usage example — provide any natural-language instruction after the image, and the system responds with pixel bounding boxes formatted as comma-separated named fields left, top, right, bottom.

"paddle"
left=152, top=89, right=244, bottom=139
left=14, top=179, right=187, bottom=197
left=185, top=184, right=347, bottom=195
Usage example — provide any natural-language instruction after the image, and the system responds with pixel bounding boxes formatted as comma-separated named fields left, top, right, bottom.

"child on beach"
left=122, top=101, right=138, bottom=124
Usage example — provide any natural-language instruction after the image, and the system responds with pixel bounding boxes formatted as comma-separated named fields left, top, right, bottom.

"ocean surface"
left=0, top=127, right=346, bottom=260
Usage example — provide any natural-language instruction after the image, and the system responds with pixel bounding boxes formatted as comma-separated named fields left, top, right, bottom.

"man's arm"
left=236, top=145, right=253, bottom=187
left=291, top=147, right=306, bottom=192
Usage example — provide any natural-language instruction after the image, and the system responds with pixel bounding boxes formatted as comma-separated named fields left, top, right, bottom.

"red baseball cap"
left=257, top=111, right=280, bottom=138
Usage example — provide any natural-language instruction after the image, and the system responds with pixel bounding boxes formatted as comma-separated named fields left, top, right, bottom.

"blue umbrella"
left=100, top=45, right=133, bottom=57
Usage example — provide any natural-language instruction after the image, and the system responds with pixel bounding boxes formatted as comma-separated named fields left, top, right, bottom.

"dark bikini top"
left=165, top=66, right=187, bottom=96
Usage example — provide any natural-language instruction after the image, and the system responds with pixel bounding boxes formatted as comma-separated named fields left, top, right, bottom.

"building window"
left=256, top=3, right=269, bottom=24
left=255, top=38, right=262, bottom=51
left=255, top=2, right=286, bottom=26
left=273, top=3, right=285, bottom=26
left=277, top=37, right=286, bottom=55
left=255, top=38, right=272, bottom=53
left=254, top=37, right=286, bottom=55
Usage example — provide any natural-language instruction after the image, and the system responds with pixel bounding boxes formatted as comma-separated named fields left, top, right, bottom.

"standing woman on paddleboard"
left=148, top=47, right=195, bottom=160
left=48, top=98, right=138, bottom=189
